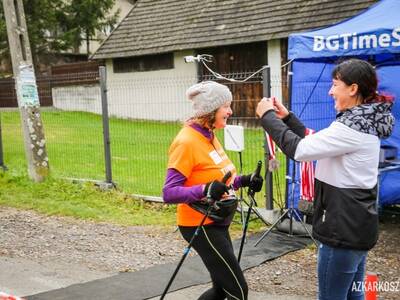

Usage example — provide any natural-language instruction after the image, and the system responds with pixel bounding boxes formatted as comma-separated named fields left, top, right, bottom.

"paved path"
left=0, top=256, right=112, bottom=297
left=1, top=256, right=310, bottom=300
left=149, top=283, right=310, bottom=300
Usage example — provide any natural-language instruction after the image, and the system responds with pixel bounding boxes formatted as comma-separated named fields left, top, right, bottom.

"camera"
left=183, top=55, right=199, bottom=63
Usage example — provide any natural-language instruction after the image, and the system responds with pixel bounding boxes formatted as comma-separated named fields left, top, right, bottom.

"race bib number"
left=209, top=150, right=223, bottom=164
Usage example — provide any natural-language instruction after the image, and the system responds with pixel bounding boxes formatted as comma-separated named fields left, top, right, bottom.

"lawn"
left=0, top=170, right=267, bottom=234
left=1, top=109, right=287, bottom=207
left=0, top=171, right=177, bottom=226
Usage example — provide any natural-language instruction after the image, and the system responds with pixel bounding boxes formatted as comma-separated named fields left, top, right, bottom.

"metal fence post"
left=285, top=62, right=294, bottom=207
left=262, top=65, right=274, bottom=209
left=99, top=66, right=114, bottom=187
left=0, top=114, right=7, bottom=170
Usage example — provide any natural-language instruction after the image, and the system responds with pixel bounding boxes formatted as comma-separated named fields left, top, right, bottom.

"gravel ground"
left=0, top=206, right=399, bottom=299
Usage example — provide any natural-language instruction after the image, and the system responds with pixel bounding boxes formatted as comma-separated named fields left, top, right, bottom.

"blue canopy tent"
left=286, top=0, right=400, bottom=207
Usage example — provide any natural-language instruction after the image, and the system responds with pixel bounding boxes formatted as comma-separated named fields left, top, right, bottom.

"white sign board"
left=224, top=125, right=244, bottom=152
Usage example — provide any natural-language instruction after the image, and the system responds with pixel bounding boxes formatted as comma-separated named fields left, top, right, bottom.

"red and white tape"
left=0, top=292, right=25, bottom=300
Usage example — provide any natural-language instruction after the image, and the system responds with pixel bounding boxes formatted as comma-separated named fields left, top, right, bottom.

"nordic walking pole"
left=237, top=161, right=262, bottom=263
left=160, top=171, right=232, bottom=299
left=160, top=206, right=212, bottom=300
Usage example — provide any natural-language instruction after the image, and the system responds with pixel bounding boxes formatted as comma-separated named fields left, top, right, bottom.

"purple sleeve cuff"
left=162, top=169, right=204, bottom=204
left=233, top=176, right=242, bottom=190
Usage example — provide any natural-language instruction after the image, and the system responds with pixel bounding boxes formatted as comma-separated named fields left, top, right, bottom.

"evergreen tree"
left=64, top=0, right=119, bottom=56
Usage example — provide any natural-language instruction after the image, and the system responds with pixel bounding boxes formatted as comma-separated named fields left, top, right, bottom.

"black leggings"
left=179, top=225, right=248, bottom=300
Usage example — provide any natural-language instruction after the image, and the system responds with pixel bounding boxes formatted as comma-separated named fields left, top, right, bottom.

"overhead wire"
left=193, top=54, right=294, bottom=83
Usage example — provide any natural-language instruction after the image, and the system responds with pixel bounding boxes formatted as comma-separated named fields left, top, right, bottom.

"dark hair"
left=332, top=58, right=393, bottom=103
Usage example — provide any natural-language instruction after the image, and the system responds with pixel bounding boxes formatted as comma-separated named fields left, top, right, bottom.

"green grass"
left=0, top=170, right=269, bottom=234
left=1, top=109, right=287, bottom=207
left=0, top=172, right=176, bottom=226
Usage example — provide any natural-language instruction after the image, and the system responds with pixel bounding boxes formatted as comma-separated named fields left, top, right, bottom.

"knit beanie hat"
left=186, top=81, right=232, bottom=117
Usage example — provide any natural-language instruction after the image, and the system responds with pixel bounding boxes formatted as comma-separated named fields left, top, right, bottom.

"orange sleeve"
left=167, top=141, right=194, bottom=179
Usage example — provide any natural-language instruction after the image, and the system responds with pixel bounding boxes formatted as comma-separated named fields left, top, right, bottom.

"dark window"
left=113, top=53, right=174, bottom=73
left=197, top=42, right=268, bottom=76
left=197, top=42, right=268, bottom=123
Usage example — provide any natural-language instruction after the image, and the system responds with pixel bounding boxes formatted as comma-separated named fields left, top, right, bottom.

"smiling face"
left=329, top=78, right=360, bottom=112
left=330, top=59, right=379, bottom=111
left=213, top=101, right=233, bottom=129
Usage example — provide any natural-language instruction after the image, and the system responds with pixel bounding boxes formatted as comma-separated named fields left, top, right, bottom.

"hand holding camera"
left=272, top=97, right=289, bottom=119
left=256, top=97, right=289, bottom=119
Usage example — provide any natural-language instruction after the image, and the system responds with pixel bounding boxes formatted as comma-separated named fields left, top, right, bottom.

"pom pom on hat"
left=186, top=81, right=232, bottom=117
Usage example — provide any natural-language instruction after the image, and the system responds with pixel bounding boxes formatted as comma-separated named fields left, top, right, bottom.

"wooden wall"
left=197, top=42, right=268, bottom=122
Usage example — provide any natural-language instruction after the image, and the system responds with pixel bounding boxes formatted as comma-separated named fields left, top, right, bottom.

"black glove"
left=240, top=173, right=263, bottom=192
left=204, top=180, right=229, bottom=201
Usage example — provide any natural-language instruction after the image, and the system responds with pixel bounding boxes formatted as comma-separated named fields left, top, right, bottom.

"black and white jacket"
left=261, top=102, right=394, bottom=250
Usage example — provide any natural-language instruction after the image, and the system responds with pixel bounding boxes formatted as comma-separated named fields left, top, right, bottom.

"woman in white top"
left=256, top=58, right=394, bottom=300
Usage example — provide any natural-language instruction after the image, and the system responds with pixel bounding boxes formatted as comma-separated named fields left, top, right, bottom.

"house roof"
left=92, top=0, right=377, bottom=59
